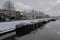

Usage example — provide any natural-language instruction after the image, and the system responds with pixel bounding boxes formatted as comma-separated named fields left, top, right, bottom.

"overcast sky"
left=0, top=0, right=60, bottom=16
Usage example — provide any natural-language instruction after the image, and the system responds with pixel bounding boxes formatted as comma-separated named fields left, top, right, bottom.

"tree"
left=3, top=0, right=15, bottom=18
left=3, top=0, right=15, bottom=10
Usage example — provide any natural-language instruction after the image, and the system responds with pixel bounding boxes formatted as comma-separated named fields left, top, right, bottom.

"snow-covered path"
left=0, top=18, right=53, bottom=34
left=0, top=20, right=32, bottom=34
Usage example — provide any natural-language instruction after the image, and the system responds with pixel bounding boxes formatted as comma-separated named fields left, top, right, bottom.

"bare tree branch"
left=3, top=0, right=15, bottom=10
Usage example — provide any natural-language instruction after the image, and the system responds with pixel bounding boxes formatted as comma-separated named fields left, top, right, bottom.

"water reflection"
left=2, top=36, right=16, bottom=40
left=3, top=20, right=60, bottom=40
left=3, top=22, right=47, bottom=40
left=29, top=24, right=46, bottom=35
left=16, top=20, right=60, bottom=40
left=16, top=22, right=47, bottom=37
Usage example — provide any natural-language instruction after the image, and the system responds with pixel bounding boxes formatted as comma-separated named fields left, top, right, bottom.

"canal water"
left=15, top=20, right=60, bottom=40
left=4, top=20, right=60, bottom=40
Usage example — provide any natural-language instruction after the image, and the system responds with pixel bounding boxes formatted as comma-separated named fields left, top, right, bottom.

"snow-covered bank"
left=0, top=20, right=32, bottom=34
left=0, top=18, right=54, bottom=34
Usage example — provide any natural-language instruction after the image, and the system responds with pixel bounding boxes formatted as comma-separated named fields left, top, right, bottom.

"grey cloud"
left=52, top=3, right=60, bottom=10
left=1, top=0, right=60, bottom=16
left=13, top=0, right=60, bottom=16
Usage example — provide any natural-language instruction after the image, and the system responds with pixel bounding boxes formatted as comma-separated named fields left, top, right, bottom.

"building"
left=0, top=9, right=21, bottom=21
left=22, top=10, right=50, bottom=19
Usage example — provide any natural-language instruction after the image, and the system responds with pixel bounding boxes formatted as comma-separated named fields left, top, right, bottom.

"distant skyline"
left=0, top=0, right=60, bottom=16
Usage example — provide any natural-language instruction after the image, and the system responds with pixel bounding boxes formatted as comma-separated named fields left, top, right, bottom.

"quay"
left=0, top=18, right=56, bottom=40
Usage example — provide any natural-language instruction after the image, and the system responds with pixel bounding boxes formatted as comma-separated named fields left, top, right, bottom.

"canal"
left=4, top=20, right=60, bottom=40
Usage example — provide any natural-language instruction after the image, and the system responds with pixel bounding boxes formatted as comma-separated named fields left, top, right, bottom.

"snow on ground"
left=0, top=18, right=52, bottom=34
left=0, top=20, right=31, bottom=34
